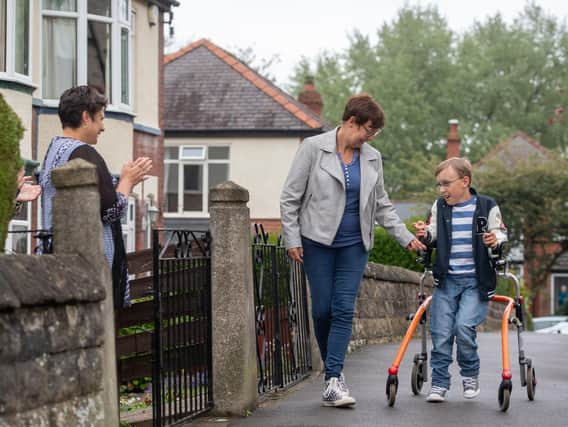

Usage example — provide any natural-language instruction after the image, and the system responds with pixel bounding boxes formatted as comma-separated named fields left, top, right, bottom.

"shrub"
left=369, top=216, right=423, bottom=272
left=0, top=94, right=24, bottom=246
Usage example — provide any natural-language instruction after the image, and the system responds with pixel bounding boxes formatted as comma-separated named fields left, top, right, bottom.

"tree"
left=288, top=3, right=568, bottom=198
left=0, top=94, right=24, bottom=247
left=476, top=158, right=568, bottom=312
left=450, top=5, right=568, bottom=161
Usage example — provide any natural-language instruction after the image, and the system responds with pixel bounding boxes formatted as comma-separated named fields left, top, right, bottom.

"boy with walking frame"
left=414, top=157, right=507, bottom=402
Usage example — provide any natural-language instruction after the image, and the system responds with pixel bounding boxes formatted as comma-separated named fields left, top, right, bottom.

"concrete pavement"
left=193, top=331, right=568, bottom=427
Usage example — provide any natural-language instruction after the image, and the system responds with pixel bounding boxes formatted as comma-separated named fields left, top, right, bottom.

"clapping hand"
left=16, top=168, right=41, bottom=202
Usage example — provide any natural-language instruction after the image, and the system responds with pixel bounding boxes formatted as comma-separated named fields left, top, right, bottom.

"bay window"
left=0, top=0, right=31, bottom=79
left=164, top=146, right=231, bottom=215
left=42, top=0, right=132, bottom=105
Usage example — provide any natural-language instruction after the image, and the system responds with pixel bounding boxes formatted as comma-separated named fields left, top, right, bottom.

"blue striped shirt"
left=449, top=196, right=477, bottom=276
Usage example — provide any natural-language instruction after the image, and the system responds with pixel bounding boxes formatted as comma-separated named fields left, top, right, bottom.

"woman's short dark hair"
left=341, top=93, right=385, bottom=130
left=58, top=85, right=108, bottom=129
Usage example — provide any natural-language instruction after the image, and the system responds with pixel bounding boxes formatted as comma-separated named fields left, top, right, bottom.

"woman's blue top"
left=331, top=151, right=362, bottom=247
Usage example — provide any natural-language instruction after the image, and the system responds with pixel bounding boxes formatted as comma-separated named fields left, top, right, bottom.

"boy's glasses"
left=436, top=177, right=462, bottom=189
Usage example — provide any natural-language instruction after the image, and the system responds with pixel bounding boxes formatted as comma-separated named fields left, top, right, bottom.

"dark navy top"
left=331, top=151, right=362, bottom=247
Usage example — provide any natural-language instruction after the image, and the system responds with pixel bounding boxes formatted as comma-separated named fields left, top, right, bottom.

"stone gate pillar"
left=52, top=159, right=119, bottom=426
left=209, top=181, right=257, bottom=415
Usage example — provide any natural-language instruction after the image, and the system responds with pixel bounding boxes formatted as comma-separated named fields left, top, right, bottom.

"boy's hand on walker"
left=483, top=232, right=498, bottom=248
left=287, top=247, right=304, bottom=263
left=413, top=220, right=427, bottom=238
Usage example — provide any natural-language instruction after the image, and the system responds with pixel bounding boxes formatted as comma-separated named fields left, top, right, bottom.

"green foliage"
left=556, top=302, right=568, bottom=315
left=369, top=217, right=423, bottom=272
left=288, top=3, right=568, bottom=198
left=0, top=94, right=24, bottom=246
left=120, top=377, right=152, bottom=394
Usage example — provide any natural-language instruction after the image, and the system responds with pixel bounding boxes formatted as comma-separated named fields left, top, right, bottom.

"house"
left=162, top=39, right=326, bottom=232
left=2, top=0, right=178, bottom=254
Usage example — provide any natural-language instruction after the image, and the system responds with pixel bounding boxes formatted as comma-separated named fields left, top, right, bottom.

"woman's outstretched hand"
left=406, top=238, right=426, bottom=252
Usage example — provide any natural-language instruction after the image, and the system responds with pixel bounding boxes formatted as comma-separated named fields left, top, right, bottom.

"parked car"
left=534, top=320, right=568, bottom=335
left=532, top=315, right=568, bottom=331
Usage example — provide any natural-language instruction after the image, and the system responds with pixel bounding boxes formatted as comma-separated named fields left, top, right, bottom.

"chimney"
left=447, top=119, right=460, bottom=159
left=298, top=77, right=323, bottom=116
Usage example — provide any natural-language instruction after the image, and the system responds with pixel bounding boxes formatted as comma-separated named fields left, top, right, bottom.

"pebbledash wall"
left=350, top=262, right=502, bottom=352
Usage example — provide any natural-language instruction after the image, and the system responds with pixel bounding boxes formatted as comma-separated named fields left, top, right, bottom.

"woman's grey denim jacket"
left=280, top=128, right=414, bottom=251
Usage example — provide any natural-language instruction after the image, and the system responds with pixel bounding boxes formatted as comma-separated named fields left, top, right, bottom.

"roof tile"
left=164, top=39, right=325, bottom=132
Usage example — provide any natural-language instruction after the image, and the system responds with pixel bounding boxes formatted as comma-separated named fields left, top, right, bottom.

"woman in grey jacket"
left=280, top=94, right=424, bottom=407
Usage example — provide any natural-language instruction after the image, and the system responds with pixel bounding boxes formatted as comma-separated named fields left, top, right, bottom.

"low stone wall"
left=0, top=160, right=118, bottom=426
left=0, top=255, right=106, bottom=426
left=350, top=262, right=502, bottom=352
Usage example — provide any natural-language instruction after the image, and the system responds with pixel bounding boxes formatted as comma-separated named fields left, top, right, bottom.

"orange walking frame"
left=385, top=248, right=536, bottom=412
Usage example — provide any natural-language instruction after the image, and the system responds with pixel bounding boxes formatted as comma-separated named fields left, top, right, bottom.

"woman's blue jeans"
left=429, top=275, right=488, bottom=390
left=302, top=238, right=369, bottom=380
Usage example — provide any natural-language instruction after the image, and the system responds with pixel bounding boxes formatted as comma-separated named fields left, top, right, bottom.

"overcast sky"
left=167, top=0, right=568, bottom=87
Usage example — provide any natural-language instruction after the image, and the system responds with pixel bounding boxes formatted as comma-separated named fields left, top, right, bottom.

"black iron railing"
left=4, top=229, right=52, bottom=255
left=152, top=229, right=213, bottom=427
left=252, top=224, right=312, bottom=394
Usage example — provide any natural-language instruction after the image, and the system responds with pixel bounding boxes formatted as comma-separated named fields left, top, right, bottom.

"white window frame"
left=164, top=145, right=231, bottom=217
left=121, top=195, right=136, bottom=253
left=551, top=273, right=568, bottom=314
left=4, top=207, right=31, bottom=255
left=40, top=0, right=132, bottom=109
left=0, top=0, right=33, bottom=84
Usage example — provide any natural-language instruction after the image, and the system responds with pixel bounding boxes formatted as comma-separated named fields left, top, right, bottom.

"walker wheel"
left=386, top=374, right=398, bottom=407
left=498, top=380, right=512, bottom=412
left=527, top=364, right=536, bottom=401
left=411, top=361, right=425, bottom=395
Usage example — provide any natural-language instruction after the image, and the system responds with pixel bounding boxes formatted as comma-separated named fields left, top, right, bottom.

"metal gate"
left=252, top=225, right=312, bottom=394
left=152, top=229, right=213, bottom=426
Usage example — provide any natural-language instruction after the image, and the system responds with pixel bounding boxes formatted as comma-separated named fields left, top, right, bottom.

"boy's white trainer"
left=463, top=376, right=480, bottom=399
left=426, top=385, right=448, bottom=402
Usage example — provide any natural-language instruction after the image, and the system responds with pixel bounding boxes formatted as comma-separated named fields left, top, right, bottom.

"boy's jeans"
left=429, top=275, right=488, bottom=390
left=301, top=238, right=369, bottom=380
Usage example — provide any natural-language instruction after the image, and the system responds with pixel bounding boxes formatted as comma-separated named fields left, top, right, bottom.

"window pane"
left=10, top=225, right=28, bottom=254
left=183, top=164, right=203, bottom=211
left=164, top=163, right=178, bottom=213
left=555, top=276, right=568, bottom=311
left=164, top=147, right=178, bottom=160
left=87, top=21, right=111, bottom=98
left=181, top=146, right=205, bottom=160
left=119, top=0, right=129, bottom=22
left=208, top=164, right=229, bottom=188
left=12, top=201, right=28, bottom=221
left=121, top=28, right=129, bottom=104
left=15, top=0, right=30, bottom=75
left=42, top=17, right=76, bottom=99
left=43, top=0, right=76, bottom=11
left=0, top=0, right=6, bottom=72
left=88, top=0, right=111, bottom=17
left=208, top=146, right=230, bottom=160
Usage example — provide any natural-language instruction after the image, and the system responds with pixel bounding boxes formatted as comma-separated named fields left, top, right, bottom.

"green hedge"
left=369, top=216, right=423, bottom=272
left=0, top=94, right=24, bottom=246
